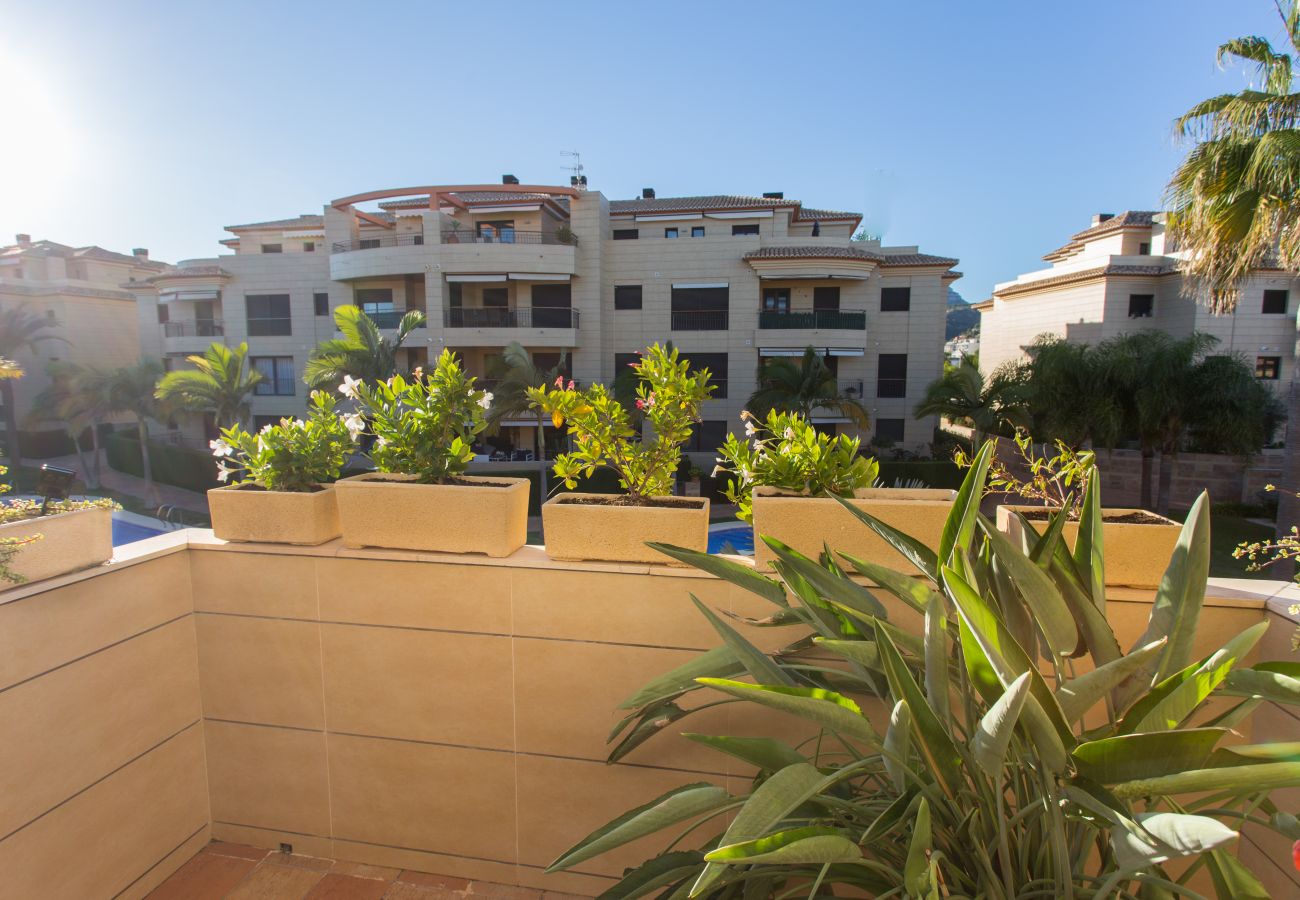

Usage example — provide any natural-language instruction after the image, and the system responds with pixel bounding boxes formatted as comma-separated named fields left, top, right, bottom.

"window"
left=691, top=226, right=706, bottom=238
left=303, top=242, right=315, bottom=253
left=156, top=305, right=169, bottom=324
left=1138, top=242, right=1151, bottom=255
left=477, top=220, right=516, bottom=243
left=664, top=227, right=679, bottom=239
left=813, top=286, right=841, bottom=310
left=483, top=288, right=508, bottom=307
left=732, top=223, right=760, bottom=236
left=671, top=285, right=729, bottom=330
left=763, top=288, right=791, bottom=313
left=253, top=416, right=281, bottom=431
left=685, top=420, right=729, bottom=453
left=874, top=418, right=906, bottom=443
left=1257, top=356, right=1282, bottom=380
left=1262, top=289, right=1289, bottom=315
left=614, top=352, right=640, bottom=377
left=612, top=229, right=639, bottom=240
left=614, top=285, right=643, bottom=310
left=245, top=294, right=292, bottom=336
left=358, top=238, right=381, bottom=250
left=252, top=356, right=295, bottom=396
left=531, top=283, right=573, bottom=327
left=881, top=287, right=911, bottom=312
left=877, top=353, right=908, bottom=398
left=261, top=243, right=282, bottom=254
left=314, top=292, right=329, bottom=316
left=1128, top=294, right=1154, bottom=318
left=679, top=352, right=728, bottom=398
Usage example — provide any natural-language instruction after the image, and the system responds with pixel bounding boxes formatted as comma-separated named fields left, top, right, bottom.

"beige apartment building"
left=0, top=235, right=166, bottom=452
left=978, top=211, right=1300, bottom=394
left=131, top=180, right=959, bottom=453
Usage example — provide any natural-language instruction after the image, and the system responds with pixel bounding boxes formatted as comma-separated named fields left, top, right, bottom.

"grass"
left=1169, top=508, right=1277, bottom=580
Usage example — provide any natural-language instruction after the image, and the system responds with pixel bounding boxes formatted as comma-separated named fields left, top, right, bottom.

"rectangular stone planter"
left=0, top=506, right=112, bottom=590
left=334, top=473, right=529, bottom=557
left=208, top=483, right=341, bottom=546
left=542, top=493, right=709, bottom=564
left=751, top=487, right=957, bottom=573
left=996, top=505, right=1183, bottom=589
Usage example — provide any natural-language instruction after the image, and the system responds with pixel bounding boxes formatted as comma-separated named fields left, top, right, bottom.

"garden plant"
left=209, top=389, right=359, bottom=491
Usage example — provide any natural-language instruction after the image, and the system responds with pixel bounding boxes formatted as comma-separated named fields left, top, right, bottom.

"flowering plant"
left=346, top=349, right=492, bottom=484
left=956, top=429, right=1096, bottom=519
left=211, top=390, right=358, bottom=491
left=527, top=344, right=714, bottom=504
left=0, top=464, right=117, bottom=583
left=715, top=410, right=878, bottom=523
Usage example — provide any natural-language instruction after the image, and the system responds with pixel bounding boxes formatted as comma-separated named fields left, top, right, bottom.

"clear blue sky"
left=0, top=1, right=1287, bottom=302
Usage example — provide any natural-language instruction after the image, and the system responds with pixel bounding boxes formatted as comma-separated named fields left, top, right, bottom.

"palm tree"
left=486, top=343, right=570, bottom=535
left=155, top=342, right=263, bottom=431
left=107, top=360, right=168, bottom=502
left=303, top=304, right=427, bottom=389
left=914, top=357, right=1028, bottom=446
left=1166, top=1, right=1300, bottom=534
left=0, top=308, right=66, bottom=467
left=747, top=347, right=871, bottom=430
left=29, top=362, right=113, bottom=489
left=1017, top=336, right=1126, bottom=449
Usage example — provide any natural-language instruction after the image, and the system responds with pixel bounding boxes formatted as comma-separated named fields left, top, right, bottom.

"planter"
left=0, top=506, right=112, bottom=590
left=208, top=483, right=341, bottom=546
left=542, top=493, right=709, bottom=564
left=751, top=487, right=957, bottom=573
left=996, top=505, right=1183, bottom=589
left=334, top=473, right=528, bottom=557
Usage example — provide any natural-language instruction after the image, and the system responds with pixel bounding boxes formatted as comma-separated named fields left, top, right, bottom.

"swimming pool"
left=111, top=513, right=170, bottom=546
left=707, top=523, right=754, bottom=555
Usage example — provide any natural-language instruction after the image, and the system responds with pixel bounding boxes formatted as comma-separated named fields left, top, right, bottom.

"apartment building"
left=978, top=211, right=1300, bottom=394
left=131, top=180, right=959, bottom=452
left=0, top=234, right=166, bottom=450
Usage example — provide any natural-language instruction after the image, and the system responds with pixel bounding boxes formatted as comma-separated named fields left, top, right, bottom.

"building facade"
left=978, top=211, right=1300, bottom=395
left=131, top=181, right=959, bottom=453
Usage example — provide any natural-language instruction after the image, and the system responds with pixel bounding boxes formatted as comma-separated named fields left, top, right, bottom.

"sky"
left=0, top=1, right=1289, bottom=302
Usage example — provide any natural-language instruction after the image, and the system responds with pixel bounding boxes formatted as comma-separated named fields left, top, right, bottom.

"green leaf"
left=875, top=629, right=963, bottom=798
left=547, top=783, right=732, bottom=871
left=1111, top=760, right=1300, bottom=799
left=1111, top=812, right=1238, bottom=868
left=1027, top=504, right=1070, bottom=571
left=683, top=734, right=807, bottom=773
left=594, top=851, right=705, bottom=900
left=1047, top=541, right=1122, bottom=666
left=977, top=515, right=1078, bottom=658
left=1205, top=848, right=1270, bottom=900
left=940, top=439, right=993, bottom=565
left=813, top=638, right=879, bottom=670
left=608, top=703, right=696, bottom=763
left=694, top=678, right=878, bottom=746
left=1222, top=665, right=1300, bottom=705
left=971, top=672, right=1032, bottom=779
left=1056, top=639, right=1166, bottom=723
left=883, top=700, right=913, bottom=792
left=619, top=645, right=742, bottom=710
left=1207, top=741, right=1300, bottom=764
left=647, top=542, right=789, bottom=608
left=1073, top=464, right=1106, bottom=604
left=923, top=592, right=951, bottom=725
left=705, top=826, right=862, bottom=865
left=830, top=494, right=939, bottom=582
left=1072, top=729, right=1226, bottom=785
left=835, top=550, right=938, bottom=616
left=904, top=798, right=933, bottom=896
left=761, top=537, right=887, bottom=620
left=689, top=594, right=795, bottom=687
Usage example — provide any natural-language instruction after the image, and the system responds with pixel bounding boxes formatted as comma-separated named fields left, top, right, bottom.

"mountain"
left=946, top=289, right=979, bottom=340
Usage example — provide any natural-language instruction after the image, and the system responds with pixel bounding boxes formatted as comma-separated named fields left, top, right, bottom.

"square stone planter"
left=542, top=493, right=709, bottom=565
left=751, top=487, right=957, bottom=573
left=334, top=473, right=529, bottom=557
left=996, top=505, right=1183, bottom=589
left=208, top=483, right=341, bottom=546
left=0, top=506, right=112, bottom=590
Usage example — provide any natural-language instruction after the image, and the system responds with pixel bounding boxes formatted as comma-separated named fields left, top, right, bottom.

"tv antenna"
left=561, top=150, right=587, bottom=187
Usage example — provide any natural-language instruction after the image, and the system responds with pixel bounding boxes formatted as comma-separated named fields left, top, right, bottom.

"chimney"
left=15, top=234, right=31, bottom=248
left=762, top=191, right=784, bottom=200
left=502, top=174, right=519, bottom=185
left=1091, top=213, right=1115, bottom=226
left=641, top=188, right=655, bottom=200
left=132, top=248, right=149, bottom=260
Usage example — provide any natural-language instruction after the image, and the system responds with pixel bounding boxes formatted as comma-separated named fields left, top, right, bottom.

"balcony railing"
left=439, top=230, right=573, bottom=246
left=758, top=309, right=867, bottom=330
left=671, top=310, right=729, bottom=331
left=838, top=379, right=865, bottom=400
left=331, top=233, right=425, bottom=253
left=444, top=307, right=580, bottom=329
left=163, top=320, right=224, bottom=338
left=362, top=307, right=428, bottom=329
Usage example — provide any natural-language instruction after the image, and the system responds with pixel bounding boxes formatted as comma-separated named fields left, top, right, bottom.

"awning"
left=827, top=348, right=865, bottom=357
left=507, top=273, right=570, bottom=281
left=446, top=274, right=508, bottom=283
left=160, top=290, right=220, bottom=303
left=672, top=282, right=728, bottom=290
left=758, top=347, right=865, bottom=357
left=705, top=210, right=774, bottom=220
left=756, top=273, right=867, bottom=280
left=635, top=213, right=704, bottom=222
left=811, top=417, right=852, bottom=425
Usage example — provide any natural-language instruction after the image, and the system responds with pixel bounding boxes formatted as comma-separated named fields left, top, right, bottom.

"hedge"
left=877, top=459, right=965, bottom=490
left=106, top=432, right=221, bottom=493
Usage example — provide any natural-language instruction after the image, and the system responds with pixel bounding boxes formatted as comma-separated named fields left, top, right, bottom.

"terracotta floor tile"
left=384, top=883, right=464, bottom=900
left=303, top=872, right=391, bottom=900
left=146, top=852, right=258, bottom=899
left=329, top=860, right=401, bottom=880
left=398, top=871, right=471, bottom=892
left=269, top=852, right=337, bottom=872
left=466, top=883, right=541, bottom=900
left=205, top=841, right=272, bottom=862
left=226, top=862, right=327, bottom=899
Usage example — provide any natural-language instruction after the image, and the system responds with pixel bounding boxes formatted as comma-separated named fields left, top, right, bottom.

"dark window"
left=253, top=415, right=280, bottom=431
left=156, top=305, right=169, bottom=324
left=814, top=286, right=841, bottom=310
left=691, top=226, right=706, bottom=238
left=612, top=229, right=639, bottom=240
left=303, top=242, right=315, bottom=253
left=252, top=356, right=295, bottom=395
left=358, top=238, right=381, bottom=250
left=874, top=418, right=906, bottom=443
left=532, top=283, right=573, bottom=327
left=532, top=352, right=571, bottom=380
left=763, top=288, right=790, bottom=313
left=614, top=353, right=640, bottom=377
left=685, top=420, right=728, bottom=453
left=1138, top=242, right=1150, bottom=255
left=314, top=293, right=329, bottom=316
left=1262, top=289, right=1289, bottom=315
left=671, top=286, right=729, bottom=330
left=1128, top=294, right=1154, bottom=318
left=881, top=287, right=911, bottom=311
left=261, top=243, right=282, bottom=254
left=679, top=352, right=728, bottom=399
left=614, top=285, right=643, bottom=310
left=477, top=220, right=516, bottom=243
left=483, top=288, right=509, bottom=307
left=877, top=353, right=908, bottom=398
left=355, top=288, right=395, bottom=325
left=246, top=294, right=292, bottom=336
left=664, top=227, right=679, bottom=239
left=1257, top=356, right=1282, bottom=380
left=732, top=223, right=760, bottom=236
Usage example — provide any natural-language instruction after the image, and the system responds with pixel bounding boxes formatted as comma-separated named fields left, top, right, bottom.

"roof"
left=995, top=262, right=1173, bottom=298
left=879, top=252, right=960, bottom=267
left=224, top=214, right=324, bottom=231
left=609, top=194, right=858, bottom=221
left=743, top=246, right=958, bottom=268
left=144, top=265, right=230, bottom=283
left=1044, top=211, right=1159, bottom=261
left=0, top=239, right=166, bottom=271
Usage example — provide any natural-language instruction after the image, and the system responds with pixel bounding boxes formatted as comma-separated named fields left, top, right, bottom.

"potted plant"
left=333, top=351, right=529, bottom=556
left=529, top=344, right=713, bottom=564
left=717, top=410, right=955, bottom=572
left=985, top=431, right=1182, bottom=588
left=445, top=219, right=463, bottom=243
left=0, top=464, right=115, bottom=590
left=207, top=390, right=358, bottom=545
left=555, top=224, right=579, bottom=246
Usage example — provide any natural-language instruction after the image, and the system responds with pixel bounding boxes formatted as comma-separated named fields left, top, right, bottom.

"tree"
left=0, top=308, right=66, bottom=467
left=1017, top=335, right=1125, bottom=449
left=914, top=356, right=1028, bottom=445
left=107, top=360, right=168, bottom=502
left=155, top=342, right=263, bottom=431
left=485, top=343, right=570, bottom=536
left=747, top=347, right=870, bottom=431
left=303, top=304, right=427, bottom=389
left=29, top=362, right=113, bottom=489
left=1166, top=1, right=1300, bottom=534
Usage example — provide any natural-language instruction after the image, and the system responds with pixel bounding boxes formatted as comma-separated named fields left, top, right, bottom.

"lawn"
left=1170, top=508, right=1278, bottom=580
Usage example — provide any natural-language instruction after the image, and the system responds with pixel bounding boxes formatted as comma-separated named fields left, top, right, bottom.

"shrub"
left=0, top=463, right=116, bottom=584
left=211, top=390, right=358, bottom=491
left=106, top=432, right=220, bottom=492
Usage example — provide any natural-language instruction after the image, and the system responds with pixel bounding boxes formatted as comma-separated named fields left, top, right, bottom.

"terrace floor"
left=146, top=842, right=582, bottom=900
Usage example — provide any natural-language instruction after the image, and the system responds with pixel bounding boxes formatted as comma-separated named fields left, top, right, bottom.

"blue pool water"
left=708, top=524, right=755, bottom=555
left=111, top=518, right=167, bottom=546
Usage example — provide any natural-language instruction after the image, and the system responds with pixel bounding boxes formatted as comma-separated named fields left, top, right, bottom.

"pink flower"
left=635, top=399, right=645, bottom=410
left=567, top=379, right=575, bottom=390
left=554, top=376, right=565, bottom=388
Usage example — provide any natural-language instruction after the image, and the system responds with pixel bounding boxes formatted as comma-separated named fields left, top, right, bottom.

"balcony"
left=444, top=307, right=579, bottom=329
left=670, top=310, right=729, bottom=331
left=440, top=230, right=572, bottom=246
left=331, top=233, right=424, bottom=253
left=362, top=307, right=427, bottom=329
left=838, top=378, right=865, bottom=400
left=162, top=320, right=224, bottom=338
left=329, top=233, right=429, bottom=281
left=759, top=309, right=866, bottom=330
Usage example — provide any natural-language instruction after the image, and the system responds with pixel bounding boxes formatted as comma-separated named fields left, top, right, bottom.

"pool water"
left=111, top=517, right=168, bottom=546
left=708, top=524, right=754, bottom=555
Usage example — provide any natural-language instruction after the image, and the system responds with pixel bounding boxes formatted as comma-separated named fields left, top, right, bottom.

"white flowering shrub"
left=346, top=349, right=492, bottom=484
left=714, top=410, right=878, bottom=523
left=211, top=390, right=358, bottom=491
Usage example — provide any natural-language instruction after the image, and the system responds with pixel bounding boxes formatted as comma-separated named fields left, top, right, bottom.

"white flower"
left=259, top=423, right=274, bottom=435
left=711, top=465, right=723, bottom=477
left=338, top=375, right=362, bottom=399
left=744, top=420, right=758, bottom=437
left=342, top=412, right=365, bottom=438
left=739, top=467, right=752, bottom=481
left=209, top=438, right=233, bottom=458
left=216, top=463, right=233, bottom=483
left=783, top=427, right=795, bottom=441
left=376, top=436, right=389, bottom=448
left=478, top=391, right=494, bottom=410
left=257, top=436, right=267, bottom=453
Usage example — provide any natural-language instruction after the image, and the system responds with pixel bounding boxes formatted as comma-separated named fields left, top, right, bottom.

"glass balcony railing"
left=163, top=320, right=224, bottom=338
left=670, top=310, right=729, bottom=331
left=443, top=307, right=579, bottom=329
left=758, top=309, right=867, bottom=330
left=362, top=307, right=427, bottom=329
left=439, top=230, right=573, bottom=246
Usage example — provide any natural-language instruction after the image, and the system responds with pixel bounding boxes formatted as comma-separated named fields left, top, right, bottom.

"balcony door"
left=194, top=300, right=218, bottom=337
left=477, top=220, right=516, bottom=244
left=531, top=283, right=573, bottom=328
left=763, top=288, right=791, bottom=313
left=356, top=288, right=397, bottom=328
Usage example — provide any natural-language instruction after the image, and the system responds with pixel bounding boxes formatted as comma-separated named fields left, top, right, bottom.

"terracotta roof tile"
left=996, top=262, right=1173, bottom=298
left=224, top=214, right=324, bottom=231
left=1044, top=211, right=1160, bottom=260
left=609, top=194, right=858, bottom=220
left=880, top=252, right=960, bottom=267
left=744, top=245, right=883, bottom=261
left=0, top=239, right=165, bottom=270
